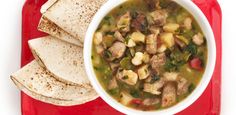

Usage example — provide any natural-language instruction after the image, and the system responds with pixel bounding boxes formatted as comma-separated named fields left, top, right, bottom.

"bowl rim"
left=84, top=0, right=216, bottom=114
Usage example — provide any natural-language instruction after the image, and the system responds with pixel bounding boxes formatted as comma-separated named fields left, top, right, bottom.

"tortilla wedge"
left=42, top=0, right=107, bottom=43
left=38, top=16, right=83, bottom=47
left=11, top=60, right=98, bottom=106
left=28, top=36, right=90, bottom=86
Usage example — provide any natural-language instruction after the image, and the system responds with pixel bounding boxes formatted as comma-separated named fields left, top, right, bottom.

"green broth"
left=92, top=0, right=207, bottom=111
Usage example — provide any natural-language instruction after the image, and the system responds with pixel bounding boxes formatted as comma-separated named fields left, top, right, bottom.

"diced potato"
left=120, top=91, right=134, bottom=105
left=94, top=32, right=103, bottom=45
left=127, top=39, right=136, bottom=47
left=160, top=33, right=175, bottom=48
left=157, top=44, right=167, bottom=53
left=130, top=31, right=146, bottom=43
left=143, top=78, right=165, bottom=95
left=138, top=65, right=150, bottom=80
left=184, top=17, right=192, bottom=30
left=142, top=52, right=150, bottom=63
left=132, top=52, right=144, bottom=66
left=163, top=23, right=180, bottom=32
left=122, top=70, right=138, bottom=85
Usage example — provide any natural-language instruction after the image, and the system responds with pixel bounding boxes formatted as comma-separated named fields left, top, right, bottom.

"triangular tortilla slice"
left=11, top=60, right=98, bottom=106
left=28, top=36, right=90, bottom=87
left=38, top=16, right=83, bottom=47
left=42, top=0, right=107, bottom=43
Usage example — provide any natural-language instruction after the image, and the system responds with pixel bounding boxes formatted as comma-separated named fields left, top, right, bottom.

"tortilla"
left=42, top=0, right=107, bottom=43
left=11, top=60, right=98, bottom=106
left=38, top=16, right=83, bottom=47
left=28, top=36, right=90, bottom=86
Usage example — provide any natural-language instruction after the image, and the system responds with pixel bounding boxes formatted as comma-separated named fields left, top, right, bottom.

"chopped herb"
left=188, top=83, right=195, bottom=93
left=103, top=50, right=112, bottom=58
left=109, top=88, right=119, bottom=95
left=130, top=89, right=140, bottom=98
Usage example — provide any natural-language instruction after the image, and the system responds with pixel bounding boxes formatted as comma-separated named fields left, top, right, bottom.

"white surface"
left=0, top=0, right=235, bottom=115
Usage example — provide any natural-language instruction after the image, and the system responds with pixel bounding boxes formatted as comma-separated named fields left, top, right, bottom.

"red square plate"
left=21, top=0, right=222, bottom=114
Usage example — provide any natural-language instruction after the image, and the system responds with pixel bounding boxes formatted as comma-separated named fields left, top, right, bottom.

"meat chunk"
left=109, top=63, right=120, bottom=73
left=131, top=12, right=148, bottom=33
left=162, top=83, right=177, bottom=107
left=143, top=98, right=161, bottom=106
left=108, top=42, right=126, bottom=59
left=146, top=34, right=158, bottom=54
left=150, top=10, right=168, bottom=26
left=116, top=70, right=138, bottom=85
left=117, top=12, right=131, bottom=33
left=108, top=77, right=118, bottom=90
left=143, top=78, right=165, bottom=95
left=177, top=77, right=190, bottom=95
left=144, top=0, right=160, bottom=11
left=114, top=31, right=125, bottom=42
left=192, top=33, right=204, bottom=46
left=150, top=53, right=166, bottom=74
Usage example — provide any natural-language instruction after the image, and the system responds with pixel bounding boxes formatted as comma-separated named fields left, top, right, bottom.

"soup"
left=92, top=0, right=207, bottom=111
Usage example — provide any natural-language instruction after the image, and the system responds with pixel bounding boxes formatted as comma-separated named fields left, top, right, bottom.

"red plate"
left=21, top=0, right=222, bottom=114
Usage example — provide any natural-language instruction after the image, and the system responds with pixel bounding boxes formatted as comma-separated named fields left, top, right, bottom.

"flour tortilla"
left=42, top=0, right=107, bottom=43
left=11, top=60, right=98, bottom=106
left=38, top=16, right=83, bottom=47
left=28, top=36, right=90, bottom=86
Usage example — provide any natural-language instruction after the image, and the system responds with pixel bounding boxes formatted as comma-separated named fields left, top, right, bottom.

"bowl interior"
left=84, top=0, right=216, bottom=114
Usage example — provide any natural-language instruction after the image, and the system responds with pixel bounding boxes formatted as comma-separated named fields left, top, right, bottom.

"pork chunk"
left=150, top=10, right=168, bottom=26
left=150, top=53, right=166, bottom=74
left=162, top=83, right=177, bottom=107
left=177, top=77, right=190, bottom=95
left=143, top=78, right=165, bottom=95
left=108, top=42, right=126, bottom=59
left=146, top=34, right=158, bottom=54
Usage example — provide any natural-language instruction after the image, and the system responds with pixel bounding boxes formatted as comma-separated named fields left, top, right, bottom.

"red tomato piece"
left=130, top=99, right=143, bottom=105
left=189, top=57, right=203, bottom=71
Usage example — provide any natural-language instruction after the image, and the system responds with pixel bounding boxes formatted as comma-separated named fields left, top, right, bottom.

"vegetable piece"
left=189, top=57, right=203, bottom=70
left=162, top=83, right=177, bottom=107
left=160, top=33, right=175, bottom=48
left=192, top=33, right=204, bottom=46
left=120, top=91, right=134, bottom=105
left=127, top=39, right=136, bottom=47
left=163, top=72, right=179, bottom=81
left=130, top=90, right=140, bottom=98
left=146, top=34, right=158, bottom=54
left=94, top=32, right=103, bottom=45
left=130, top=31, right=146, bottom=43
left=103, top=35, right=116, bottom=48
left=143, top=78, right=165, bottom=95
left=117, top=12, right=131, bottom=33
left=157, top=44, right=167, bottom=53
left=176, top=35, right=189, bottom=45
left=163, top=23, right=180, bottom=32
left=138, top=65, right=150, bottom=80
left=114, top=31, right=125, bottom=42
left=117, top=70, right=138, bottom=85
left=177, top=77, right=190, bottom=95
left=132, top=52, right=144, bottom=66
left=120, top=57, right=134, bottom=70
left=183, top=17, right=192, bottom=30
left=142, top=52, right=150, bottom=63
left=130, top=99, right=143, bottom=105
left=108, top=42, right=126, bottom=59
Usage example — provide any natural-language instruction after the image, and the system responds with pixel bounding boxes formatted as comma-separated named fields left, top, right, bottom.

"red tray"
left=21, top=0, right=222, bottom=114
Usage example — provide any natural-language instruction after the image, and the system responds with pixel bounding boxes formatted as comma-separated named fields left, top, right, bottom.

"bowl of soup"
left=84, top=0, right=216, bottom=114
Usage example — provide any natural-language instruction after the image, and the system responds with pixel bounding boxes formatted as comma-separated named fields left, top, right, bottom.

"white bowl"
left=84, top=0, right=216, bottom=114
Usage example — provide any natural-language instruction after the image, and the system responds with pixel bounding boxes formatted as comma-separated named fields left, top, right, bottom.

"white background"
left=0, top=0, right=235, bottom=115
